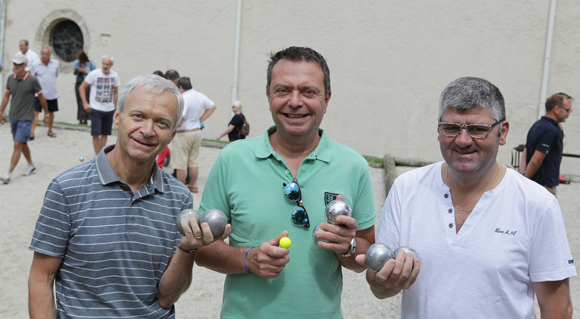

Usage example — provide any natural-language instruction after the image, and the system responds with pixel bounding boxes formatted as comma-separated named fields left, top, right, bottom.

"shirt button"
left=448, top=223, right=453, bottom=228
left=285, top=170, right=290, bottom=174
left=444, top=194, right=449, bottom=198
left=448, top=209, right=453, bottom=214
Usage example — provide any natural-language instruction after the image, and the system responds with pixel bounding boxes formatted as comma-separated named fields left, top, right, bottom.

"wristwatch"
left=339, top=238, right=357, bottom=257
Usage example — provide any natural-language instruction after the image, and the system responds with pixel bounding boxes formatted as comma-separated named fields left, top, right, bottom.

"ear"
left=499, top=121, right=509, bottom=146
left=113, top=111, right=120, bottom=130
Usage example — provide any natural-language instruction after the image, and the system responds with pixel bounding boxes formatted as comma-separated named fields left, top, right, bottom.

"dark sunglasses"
left=283, top=178, right=310, bottom=227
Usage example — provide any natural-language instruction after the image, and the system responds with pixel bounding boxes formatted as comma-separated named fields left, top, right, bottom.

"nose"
left=454, top=128, right=473, bottom=147
left=289, top=90, right=302, bottom=108
left=140, top=119, right=155, bottom=136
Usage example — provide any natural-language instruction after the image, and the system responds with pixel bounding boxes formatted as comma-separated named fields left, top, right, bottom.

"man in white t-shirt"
left=173, top=77, right=216, bottom=193
left=31, top=46, right=60, bottom=139
left=15, top=39, right=40, bottom=72
left=356, top=77, right=576, bottom=318
left=79, top=55, right=120, bottom=155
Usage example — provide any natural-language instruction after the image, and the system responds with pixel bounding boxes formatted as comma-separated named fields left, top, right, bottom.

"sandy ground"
left=0, top=124, right=578, bottom=318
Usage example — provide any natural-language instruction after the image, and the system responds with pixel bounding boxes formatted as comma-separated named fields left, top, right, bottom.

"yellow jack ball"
left=279, top=237, right=291, bottom=249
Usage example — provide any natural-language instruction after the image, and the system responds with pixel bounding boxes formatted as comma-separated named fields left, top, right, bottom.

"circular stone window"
left=49, top=20, right=84, bottom=62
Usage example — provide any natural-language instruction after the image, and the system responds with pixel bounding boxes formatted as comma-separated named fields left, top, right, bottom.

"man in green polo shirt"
left=0, top=54, right=48, bottom=184
left=195, top=47, right=376, bottom=318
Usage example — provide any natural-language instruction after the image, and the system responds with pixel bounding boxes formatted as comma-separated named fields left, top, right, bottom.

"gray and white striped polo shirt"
left=30, top=145, right=193, bottom=318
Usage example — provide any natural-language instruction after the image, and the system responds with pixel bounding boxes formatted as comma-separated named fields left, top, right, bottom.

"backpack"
left=238, top=114, right=250, bottom=137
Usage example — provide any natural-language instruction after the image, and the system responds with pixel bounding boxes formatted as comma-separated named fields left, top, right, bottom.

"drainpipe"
left=231, top=0, right=242, bottom=105
left=538, top=0, right=557, bottom=119
left=0, top=0, right=5, bottom=113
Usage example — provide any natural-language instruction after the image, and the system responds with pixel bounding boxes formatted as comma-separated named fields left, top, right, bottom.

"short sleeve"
left=229, top=114, right=243, bottom=127
left=84, top=70, right=96, bottom=85
left=352, top=164, right=376, bottom=231
left=29, top=179, right=72, bottom=257
left=534, top=129, right=557, bottom=154
left=529, top=198, right=577, bottom=281
left=33, top=78, right=42, bottom=94
left=376, top=181, right=401, bottom=249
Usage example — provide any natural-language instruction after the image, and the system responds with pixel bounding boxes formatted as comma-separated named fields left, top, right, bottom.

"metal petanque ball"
left=324, top=200, right=352, bottom=225
left=366, top=243, right=394, bottom=272
left=393, top=246, right=419, bottom=260
left=176, top=209, right=201, bottom=236
left=312, top=225, right=331, bottom=244
left=79, top=157, right=84, bottom=162
left=201, top=209, right=228, bottom=237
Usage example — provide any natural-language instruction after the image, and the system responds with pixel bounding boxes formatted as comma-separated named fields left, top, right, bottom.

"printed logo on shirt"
left=494, top=227, right=518, bottom=236
left=324, top=192, right=339, bottom=206
left=569, top=259, right=574, bottom=265
left=95, top=76, right=116, bottom=103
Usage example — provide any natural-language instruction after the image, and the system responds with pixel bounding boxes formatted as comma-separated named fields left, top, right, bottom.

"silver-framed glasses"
left=438, top=120, right=502, bottom=139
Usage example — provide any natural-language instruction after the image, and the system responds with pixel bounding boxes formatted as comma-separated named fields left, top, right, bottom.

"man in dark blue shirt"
left=521, top=93, right=573, bottom=196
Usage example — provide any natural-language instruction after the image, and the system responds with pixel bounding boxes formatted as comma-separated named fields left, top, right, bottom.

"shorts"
left=90, top=109, right=115, bottom=136
left=171, top=130, right=202, bottom=169
left=34, top=98, right=59, bottom=112
left=10, top=119, right=32, bottom=143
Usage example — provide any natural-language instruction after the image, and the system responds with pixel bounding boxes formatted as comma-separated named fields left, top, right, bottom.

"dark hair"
left=152, top=70, right=164, bottom=77
left=175, top=77, right=192, bottom=91
left=266, top=46, right=330, bottom=95
left=545, top=94, right=570, bottom=112
left=164, top=69, right=180, bottom=82
left=76, top=50, right=89, bottom=64
left=21, top=39, right=29, bottom=46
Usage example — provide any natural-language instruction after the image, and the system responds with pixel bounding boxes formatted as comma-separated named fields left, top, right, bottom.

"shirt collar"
left=255, top=125, right=332, bottom=163
left=95, top=145, right=165, bottom=192
left=541, top=116, right=559, bottom=127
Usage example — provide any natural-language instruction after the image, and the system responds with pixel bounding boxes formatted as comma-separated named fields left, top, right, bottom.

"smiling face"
left=438, top=107, right=509, bottom=177
left=113, top=86, right=178, bottom=165
left=267, top=59, right=331, bottom=140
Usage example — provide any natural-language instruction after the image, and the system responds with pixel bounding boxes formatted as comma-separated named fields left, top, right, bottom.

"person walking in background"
left=15, top=39, right=39, bottom=72
left=216, top=100, right=247, bottom=142
left=0, top=55, right=48, bottom=184
left=30, top=46, right=59, bottom=139
left=173, top=77, right=216, bottom=193
left=79, top=55, right=120, bottom=155
left=520, top=93, right=573, bottom=197
left=73, top=50, right=96, bottom=125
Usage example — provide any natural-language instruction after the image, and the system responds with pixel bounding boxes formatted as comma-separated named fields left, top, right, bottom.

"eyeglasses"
left=558, top=105, right=571, bottom=113
left=438, top=120, right=502, bottom=139
left=283, top=178, right=310, bottom=227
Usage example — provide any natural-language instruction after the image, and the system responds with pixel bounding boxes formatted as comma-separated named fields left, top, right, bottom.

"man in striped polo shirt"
left=28, top=74, right=231, bottom=318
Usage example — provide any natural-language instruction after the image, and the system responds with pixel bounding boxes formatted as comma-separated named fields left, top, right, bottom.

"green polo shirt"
left=6, top=72, right=43, bottom=121
left=200, top=126, right=376, bottom=319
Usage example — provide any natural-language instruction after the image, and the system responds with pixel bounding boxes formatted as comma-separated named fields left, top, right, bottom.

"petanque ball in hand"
left=324, top=200, right=352, bottom=225
left=201, top=209, right=228, bottom=237
left=176, top=209, right=201, bottom=236
left=393, top=246, right=419, bottom=260
left=366, top=243, right=394, bottom=272
left=312, top=225, right=331, bottom=244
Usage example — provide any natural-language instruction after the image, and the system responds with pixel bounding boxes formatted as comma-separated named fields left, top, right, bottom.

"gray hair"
left=41, top=45, right=51, bottom=52
left=439, top=77, right=505, bottom=121
left=117, top=74, right=184, bottom=131
left=102, top=55, right=115, bottom=65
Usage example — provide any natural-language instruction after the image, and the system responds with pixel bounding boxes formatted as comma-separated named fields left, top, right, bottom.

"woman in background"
left=217, top=100, right=247, bottom=142
left=73, top=50, right=96, bottom=125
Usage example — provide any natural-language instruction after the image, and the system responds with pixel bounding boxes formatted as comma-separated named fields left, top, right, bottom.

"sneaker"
left=23, top=165, right=36, bottom=176
left=0, top=172, right=11, bottom=184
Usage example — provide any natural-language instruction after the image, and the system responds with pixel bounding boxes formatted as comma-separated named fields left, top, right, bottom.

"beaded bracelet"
left=177, top=244, right=196, bottom=254
left=244, top=247, right=254, bottom=273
